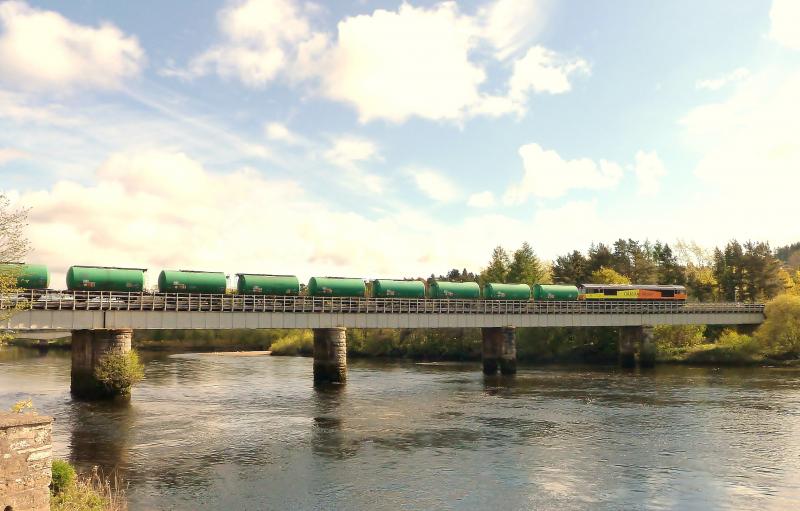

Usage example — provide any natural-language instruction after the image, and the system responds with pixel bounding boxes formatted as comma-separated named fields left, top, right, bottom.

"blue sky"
left=1, top=0, right=799, bottom=285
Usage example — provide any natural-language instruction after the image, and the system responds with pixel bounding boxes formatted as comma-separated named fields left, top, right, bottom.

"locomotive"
left=2, top=263, right=687, bottom=301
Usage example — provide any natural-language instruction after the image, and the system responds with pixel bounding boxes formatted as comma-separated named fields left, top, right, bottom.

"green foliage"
left=269, top=330, right=313, bottom=356
left=9, top=398, right=34, bottom=413
left=51, top=459, right=77, bottom=495
left=590, top=267, right=631, bottom=284
left=348, top=328, right=481, bottom=360
left=652, top=325, right=706, bottom=349
left=516, top=327, right=617, bottom=363
left=480, top=246, right=510, bottom=284
left=507, top=242, right=549, bottom=285
left=756, top=294, right=800, bottom=356
left=94, top=350, right=145, bottom=396
left=50, top=466, right=125, bottom=511
left=552, top=250, right=589, bottom=284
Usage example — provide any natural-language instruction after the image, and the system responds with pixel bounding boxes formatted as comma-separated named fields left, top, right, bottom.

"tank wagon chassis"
left=0, top=290, right=764, bottom=316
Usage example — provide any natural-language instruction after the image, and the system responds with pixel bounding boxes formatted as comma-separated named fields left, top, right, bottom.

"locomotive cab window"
left=604, top=289, right=616, bottom=296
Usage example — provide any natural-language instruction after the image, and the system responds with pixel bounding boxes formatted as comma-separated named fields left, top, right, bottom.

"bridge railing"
left=0, top=290, right=766, bottom=315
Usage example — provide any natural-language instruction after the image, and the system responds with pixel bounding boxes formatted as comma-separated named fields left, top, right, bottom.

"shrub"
left=653, top=325, right=706, bottom=349
left=716, top=329, right=761, bottom=355
left=269, top=330, right=313, bottom=356
left=50, top=466, right=127, bottom=511
left=94, top=350, right=145, bottom=396
left=51, top=459, right=76, bottom=495
left=756, top=294, right=800, bottom=356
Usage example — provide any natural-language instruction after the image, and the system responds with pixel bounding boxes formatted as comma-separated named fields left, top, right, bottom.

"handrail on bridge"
left=0, top=290, right=766, bottom=316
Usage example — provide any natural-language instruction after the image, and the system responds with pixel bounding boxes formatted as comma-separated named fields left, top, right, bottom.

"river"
left=1, top=347, right=799, bottom=510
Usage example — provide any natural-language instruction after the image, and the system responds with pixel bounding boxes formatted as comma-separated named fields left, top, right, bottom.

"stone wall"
left=0, top=413, right=53, bottom=511
left=71, top=328, right=133, bottom=398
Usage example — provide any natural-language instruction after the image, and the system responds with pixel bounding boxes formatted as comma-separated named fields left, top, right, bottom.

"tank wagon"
left=237, top=274, right=300, bottom=295
left=158, top=270, right=227, bottom=294
left=67, top=266, right=146, bottom=292
left=483, top=283, right=531, bottom=300
left=0, top=263, right=50, bottom=289
left=307, top=277, right=366, bottom=297
left=372, top=279, right=426, bottom=298
left=534, top=284, right=580, bottom=301
left=429, top=280, right=481, bottom=299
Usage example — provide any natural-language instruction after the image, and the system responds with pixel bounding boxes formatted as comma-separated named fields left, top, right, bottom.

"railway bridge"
left=1, top=291, right=765, bottom=399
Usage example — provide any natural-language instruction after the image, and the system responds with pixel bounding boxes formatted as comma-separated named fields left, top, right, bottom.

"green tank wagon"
left=158, top=270, right=227, bottom=294
left=0, top=263, right=50, bottom=289
left=533, top=284, right=579, bottom=301
left=66, top=266, right=145, bottom=292
left=429, top=280, right=480, bottom=299
left=307, top=277, right=366, bottom=297
left=236, top=274, right=300, bottom=295
left=372, top=279, right=426, bottom=298
left=483, top=283, right=531, bottom=300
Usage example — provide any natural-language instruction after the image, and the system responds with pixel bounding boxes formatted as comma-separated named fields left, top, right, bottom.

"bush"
left=653, top=325, right=706, bottom=349
left=50, top=466, right=126, bottom=511
left=51, top=459, right=77, bottom=495
left=269, top=330, right=313, bottom=356
left=756, top=294, right=800, bottom=357
left=94, top=350, right=145, bottom=396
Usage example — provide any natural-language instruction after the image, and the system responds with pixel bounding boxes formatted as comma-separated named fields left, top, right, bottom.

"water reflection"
left=1, top=346, right=800, bottom=511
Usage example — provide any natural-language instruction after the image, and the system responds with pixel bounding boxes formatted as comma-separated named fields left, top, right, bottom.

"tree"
left=0, top=195, right=30, bottom=342
left=587, top=243, right=614, bottom=274
left=552, top=250, right=589, bottom=284
left=480, top=246, right=510, bottom=284
left=653, top=242, right=685, bottom=285
left=756, top=294, right=800, bottom=355
left=507, top=242, right=548, bottom=285
left=590, top=267, right=631, bottom=284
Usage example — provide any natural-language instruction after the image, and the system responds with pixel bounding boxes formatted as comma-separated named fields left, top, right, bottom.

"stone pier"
left=0, top=413, right=53, bottom=511
left=313, top=327, right=347, bottom=385
left=71, top=328, right=133, bottom=399
left=481, top=327, right=517, bottom=375
left=618, top=326, right=656, bottom=368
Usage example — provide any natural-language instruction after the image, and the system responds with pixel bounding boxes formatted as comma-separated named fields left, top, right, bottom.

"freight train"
left=1, top=263, right=687, bottom=301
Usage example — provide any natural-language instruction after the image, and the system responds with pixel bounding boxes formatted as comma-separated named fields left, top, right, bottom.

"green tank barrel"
left=158, top=270, right=227, bottom=294
left=483, top=283, right=531, bottom=300
left=429, top=280, right=480, bottom=299
left=67, top=266, right=145, bottom=292
left=307, top=277, right=365, bottom=297
left=372, top=279, right=425, bottom=298
left=237, top=274, right=299, bottom=295
left=0, top=263, right=50, bottom=289
left=533, top=284, right=579, bottom=301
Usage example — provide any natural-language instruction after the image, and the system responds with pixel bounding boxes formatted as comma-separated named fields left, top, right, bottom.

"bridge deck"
left=2, top=292, right=765, bottom=330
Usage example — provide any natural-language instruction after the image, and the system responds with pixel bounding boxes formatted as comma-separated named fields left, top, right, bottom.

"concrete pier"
left=638, top=326, right=656, bottom=368
left=618, top=326, right=638, bottom=368
left=313, top=327, right=347, bottom=385
left=482, top=327, right=517, bottom=375
left=71, top=328, right=133, bottom=399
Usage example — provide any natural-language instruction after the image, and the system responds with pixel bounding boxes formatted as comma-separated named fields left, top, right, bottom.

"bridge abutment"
left=313, top=327, right=347, bottom=385
left=618, top=326, right=656, bottom=368
left=71, top=328, right=133, bottom=399
left=482, top=327, right=516, bottom=375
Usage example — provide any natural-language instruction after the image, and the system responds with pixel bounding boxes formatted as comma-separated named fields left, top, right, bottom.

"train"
left=0, top=263, right=688, bottom=301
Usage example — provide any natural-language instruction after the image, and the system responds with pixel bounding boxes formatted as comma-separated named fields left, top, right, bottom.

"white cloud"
left=0, top=1, right=144, bottom=90
left=0, top=147, right=27, bottom=165
left=633, top=150, right=666, bottom=196
left=323, top=135, right=383, bottom=194
left=480, top=0, right=548, bottom=61
left=407, top=167, right=459, bottom=203
left=770, top=0, right=800, bottom=50
left=505, top=143, right=623, bottom=203
left=264, top=121, right=304, bottom=145
left=509, top=46, right=589, bottom=100
left=467, top=191, right=496, bottom=208
left=176, top=0, right=586, bottom=123
left=320, top=3, right=485, bottom=123
left=185, top=0, right=312, bottom=86
left=10, top=149, right=543, bottom=283
left=695, top=67, right=750, bottom=91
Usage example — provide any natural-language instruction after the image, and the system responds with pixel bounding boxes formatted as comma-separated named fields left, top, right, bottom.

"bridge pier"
left=71, top=328, right=133, bottom=399
left=313, top=327, right=347, bottom=385
left=618, top=326, right=656, bottom=368
left=482, top=327, right=516, bottom=375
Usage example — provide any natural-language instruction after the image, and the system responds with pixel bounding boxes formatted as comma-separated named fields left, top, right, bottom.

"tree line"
left=434, top=239, right=800, bottom=303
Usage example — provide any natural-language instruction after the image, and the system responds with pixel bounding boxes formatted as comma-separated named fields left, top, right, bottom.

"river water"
left=1, top=347, right=799, bottom=510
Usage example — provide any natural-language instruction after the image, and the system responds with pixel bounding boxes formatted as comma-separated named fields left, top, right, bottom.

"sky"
left=1, top=0, right=800, bottom=287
